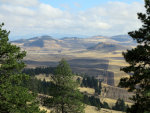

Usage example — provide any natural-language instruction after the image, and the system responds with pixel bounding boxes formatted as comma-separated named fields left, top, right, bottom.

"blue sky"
left=40, top=0, right=143, bottom=10
left=0, top=0, right=145, bottom=40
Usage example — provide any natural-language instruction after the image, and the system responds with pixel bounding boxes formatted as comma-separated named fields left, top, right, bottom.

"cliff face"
left=101, top=83, right=134, bottom=102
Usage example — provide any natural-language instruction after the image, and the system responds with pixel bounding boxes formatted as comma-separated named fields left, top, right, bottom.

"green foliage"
left=112, top=98, right=127, bottom=112
left=49, top=59, right=85, bottom=113
left=23, top=66, right=55, bottom=76
left=22, top=77, right=54, bottom=95
left=102, top=102, right=110, bottom=109
left=119, top=0, right=150, bottom=112
left=87, top=96, right=101, bottom=109
left=0, top=23, right=45, bottom=113
left=83, top=95, right=110, bottom=110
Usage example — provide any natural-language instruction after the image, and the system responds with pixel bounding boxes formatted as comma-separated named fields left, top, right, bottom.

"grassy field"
left=79, top=87, right=95, bottom=95
left=24, top=49, right=128, bottom=86
left=85, top=105, right=124, bottom=113
left=107, top=59, right=129, bottom=86
left=101, top=97, right=132, bottom=107
left=39, top=105, right=124, bottom=113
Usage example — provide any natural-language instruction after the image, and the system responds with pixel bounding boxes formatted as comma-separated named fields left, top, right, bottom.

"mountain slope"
left=12, top=35, right=134, bottom=52
left=87, top=42, right=128, bottom=52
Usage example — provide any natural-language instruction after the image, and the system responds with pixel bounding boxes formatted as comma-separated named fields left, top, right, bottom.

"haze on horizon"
left=0, top=0, right=145, bottom=40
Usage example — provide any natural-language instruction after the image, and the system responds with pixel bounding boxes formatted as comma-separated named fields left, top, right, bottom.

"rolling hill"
left=12, top=35, right=133, bottom=51
left=87, top=42, right=128, bottom=52
left=12, top=35, right=134, bottom=86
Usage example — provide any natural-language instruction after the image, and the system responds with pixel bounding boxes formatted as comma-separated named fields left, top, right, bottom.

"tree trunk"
left=61, top=102, right=64, bottom=113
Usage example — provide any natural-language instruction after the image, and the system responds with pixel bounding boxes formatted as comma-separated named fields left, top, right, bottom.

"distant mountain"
left=87, top=42, right=128, bottom=52
left=12, top=35, right=134, bottom=52
left=60, top=37, right=98, bottom=49
left=12, top=36, right=64, bottom=50
left=11, top=39, right=28, bottom=43
left=12, top=36, right=56, bottom=48
left=109, top=35, right=136, bottom=46
left=110, top=35, right=132, bottom=42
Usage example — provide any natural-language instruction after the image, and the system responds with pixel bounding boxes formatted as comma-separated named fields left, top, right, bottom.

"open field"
left=101, top=97, right=133, bottom=107
left=85, top=105, right=124, bottom=113
left=79, top=87, right=95, bottom=95
left=39, top=105, right=124, bottom=113
left=107, top=59, right=129, bottom=86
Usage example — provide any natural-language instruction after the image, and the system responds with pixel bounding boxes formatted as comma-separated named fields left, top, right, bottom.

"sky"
left=0, top=0, right=145, bottom=40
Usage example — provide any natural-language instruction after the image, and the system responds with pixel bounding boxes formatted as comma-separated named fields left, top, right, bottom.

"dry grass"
left=101, top=98, right=117, bottom=106
left=67, top=50, right=123, bottom=59
left=78, top=87, right=95, bottom=95
left=85, top=105, right=124, bottom=113
left=35, top=74, right=52, bottom=82
left=39, top=106, right=51, bottom=113
left=25, top=49, right=128, bottom=86
left=108, top=59, right=129, bottom=86
left=101, top=97, right=132, bottom=107
left=25, top=49, right=123, bottom=61
left=109, top=59, right=128, bottom=66
left=39, top=105, right=124, bottom=113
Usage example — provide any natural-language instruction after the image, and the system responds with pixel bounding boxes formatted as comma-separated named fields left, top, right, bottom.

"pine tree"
left=0, top=23, right=45, bottom=113
left=50, top=59, right=85, bottom=113
left=119, top=0, right=150, bottom=112
left=112, top=98, right=126, bottom=112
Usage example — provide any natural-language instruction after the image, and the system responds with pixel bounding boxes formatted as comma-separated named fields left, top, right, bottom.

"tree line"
left=81, top=76, right=102, bottom=95
left=22, top=66, right=55, bottom=76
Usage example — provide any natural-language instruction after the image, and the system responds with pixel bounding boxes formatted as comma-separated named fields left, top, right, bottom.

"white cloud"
left=0, top=0, right=39, bottom=7
left=0, top=0, right=145, bottom=39
left=0, top=5, right=35, bottom=16
left=38, top=4, right=64, bottom=18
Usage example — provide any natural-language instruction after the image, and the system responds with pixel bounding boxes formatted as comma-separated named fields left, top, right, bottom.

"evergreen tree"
left=119, top=0, right=150, bottom=112
left=81, top=76, right=101, bottom=95
left=50, top=59, right=85, bottom=113
left=102, top=102, right=110, bottom=109
left=112, top=98, right=126, bottom=112
left=0, top=23, right=45, bottom=113
left=83, top=95, right=90, bottom=105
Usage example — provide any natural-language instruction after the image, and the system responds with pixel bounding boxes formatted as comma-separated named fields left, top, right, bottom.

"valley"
left=12, top=35, right=134, bottom=112
left=12, top=35, right=133, bottom=86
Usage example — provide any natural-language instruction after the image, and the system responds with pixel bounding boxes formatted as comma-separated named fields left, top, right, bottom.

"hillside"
left=87, top=42, right=128, bottom=52
left=40, top=105, right=124, bottom=113
left=12, top=35, right=133, bottom=51
left=35, top=74, right=132, bottom=113
left=23, top=64, right=133, bottom=113
left=12, top=35, right=134, bottom=86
